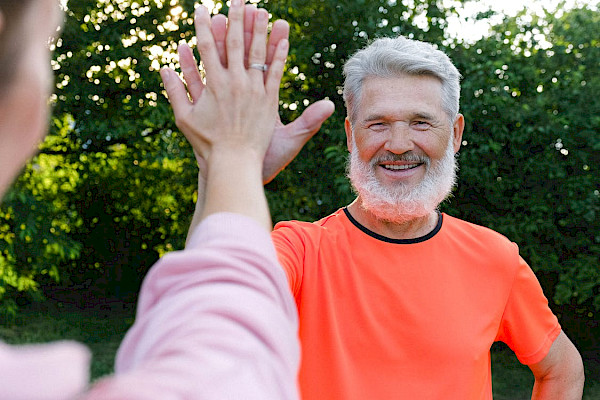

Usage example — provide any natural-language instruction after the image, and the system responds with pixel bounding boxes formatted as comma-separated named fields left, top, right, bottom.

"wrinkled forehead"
left=351, top=73, right=445, bottom=119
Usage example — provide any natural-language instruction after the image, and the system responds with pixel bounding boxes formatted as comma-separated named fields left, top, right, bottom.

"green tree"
left=2, top=0, right=455, bottom=312
left=1, top=0, right=200, bottom=311
left=449, top=5, right=599, bottom=321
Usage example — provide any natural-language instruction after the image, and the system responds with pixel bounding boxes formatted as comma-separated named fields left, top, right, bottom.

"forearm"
left=186, top=150, right=273, bottom=246
left=531, top=375, right=584, bottom=400
left=202, top=149, right=272, bottom=231
left=529, top=331, right=585, bottom=400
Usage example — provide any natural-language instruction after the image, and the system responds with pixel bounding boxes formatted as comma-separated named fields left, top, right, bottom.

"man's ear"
left=452, top=113, right=465, bottom=154
left=344, top=117, right=353, bottom=152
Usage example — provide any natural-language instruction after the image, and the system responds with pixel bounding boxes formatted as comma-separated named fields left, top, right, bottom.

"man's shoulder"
left=442, top=213, right=517, bottom=254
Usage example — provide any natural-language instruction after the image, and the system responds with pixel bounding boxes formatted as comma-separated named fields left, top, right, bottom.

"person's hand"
left=161, top=1, right=291, bottom=230
left=178, top=5, right=334, bottom=183
left=160, top=3, right=287, bottom=163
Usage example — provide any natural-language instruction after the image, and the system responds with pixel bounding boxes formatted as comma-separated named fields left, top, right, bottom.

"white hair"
left=343, top=36, right=461, bottom=125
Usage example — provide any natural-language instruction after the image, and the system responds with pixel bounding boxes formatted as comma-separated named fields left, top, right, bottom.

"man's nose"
left=384, top=122, right=414, bottom=154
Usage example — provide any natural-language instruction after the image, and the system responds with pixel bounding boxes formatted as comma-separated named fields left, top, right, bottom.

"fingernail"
left=257, top=9, right=268, bottom=21
left=232, top=0, right=243, bottom=7
left=195, top=5, right=207, bottom=16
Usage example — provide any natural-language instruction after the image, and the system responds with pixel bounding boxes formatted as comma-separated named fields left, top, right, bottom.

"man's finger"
left=261, top=100, right=335, bottom=184
left=266, top=19, right=290, bottom=65
left=284, top=100, right=336, bottom=137
left=243, top=4, right=257, bottom=66
left=210, top=14, right=227, bottom=66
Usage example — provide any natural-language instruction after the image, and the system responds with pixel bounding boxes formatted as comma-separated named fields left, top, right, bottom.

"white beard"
left=347, top=137, right=458, bottom=224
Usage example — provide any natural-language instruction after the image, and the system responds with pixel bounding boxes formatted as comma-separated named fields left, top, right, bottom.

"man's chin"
left=358, top=195, right=433, bottom=224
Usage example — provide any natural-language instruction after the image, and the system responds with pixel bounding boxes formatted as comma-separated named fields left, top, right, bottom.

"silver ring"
left=249, top=63, right=268, bottom=72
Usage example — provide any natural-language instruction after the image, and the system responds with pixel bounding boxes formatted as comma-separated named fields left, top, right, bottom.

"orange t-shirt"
left=272, top=209, right=560, bottom=400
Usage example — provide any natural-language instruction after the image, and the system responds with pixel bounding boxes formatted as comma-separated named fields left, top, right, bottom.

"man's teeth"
left=382, top=163, right=419, bottom=170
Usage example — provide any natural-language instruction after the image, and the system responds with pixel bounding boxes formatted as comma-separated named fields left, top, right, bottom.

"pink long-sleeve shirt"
left=0, top=213, right=299, bottom=400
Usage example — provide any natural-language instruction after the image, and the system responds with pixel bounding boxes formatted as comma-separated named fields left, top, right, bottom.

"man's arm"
left=529, top=330, right=585, bottom=399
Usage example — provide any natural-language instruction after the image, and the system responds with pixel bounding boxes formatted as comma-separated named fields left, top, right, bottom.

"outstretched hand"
left=176, top=4, right=334, bottom=183
left=160, top=1, right=292, bottom=230
left=160, top=4, right=287, bottom=163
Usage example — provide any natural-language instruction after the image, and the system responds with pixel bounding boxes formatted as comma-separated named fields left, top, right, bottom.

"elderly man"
left=271, top=36, right=584, bottom=399
left=182, top=8, right=585, bottom=399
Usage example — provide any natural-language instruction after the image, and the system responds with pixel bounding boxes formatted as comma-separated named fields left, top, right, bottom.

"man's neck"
left=347, top=198, right=440, bottom=240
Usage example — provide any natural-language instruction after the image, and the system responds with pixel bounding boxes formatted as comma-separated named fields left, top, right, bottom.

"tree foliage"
left=0, top=0, right=598, bottom=330
left=449, top=5, right=599, bottom=314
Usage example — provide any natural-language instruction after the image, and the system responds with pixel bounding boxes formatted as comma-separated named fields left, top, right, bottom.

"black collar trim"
left=343, top=208, right=443, bottom=244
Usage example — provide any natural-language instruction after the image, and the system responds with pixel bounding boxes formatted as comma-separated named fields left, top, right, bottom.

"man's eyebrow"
left=412, top=112, right=437, bottom=121
left=362, top=112, right=438, bottom=123
left=362, top=114, right=386, bottom=123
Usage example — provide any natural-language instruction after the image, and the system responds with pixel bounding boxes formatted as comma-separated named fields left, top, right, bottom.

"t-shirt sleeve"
left=85, top=213, right=300, bottom=400
left=495, top=250, right=561, bottom=365
left=271, top=222, right=307, bottom=297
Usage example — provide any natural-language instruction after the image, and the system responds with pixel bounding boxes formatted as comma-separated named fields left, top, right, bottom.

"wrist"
left=202, top=150, right=271, bottom=231
left=210, top=145, right=264, bottom=164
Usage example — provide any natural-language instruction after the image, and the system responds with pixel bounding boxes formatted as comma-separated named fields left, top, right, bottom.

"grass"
left=2, top=300, right=599, bottom=397
left=0, top=300, right=135, bottom=379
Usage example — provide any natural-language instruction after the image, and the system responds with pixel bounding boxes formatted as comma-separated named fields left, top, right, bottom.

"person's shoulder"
left=441, top=214, right=522, bottom=271
left=271, top=209, right=351, bottom=251
left=443, top=213, right=510, bottom=241
left=442, top=213, right=518, bottom=254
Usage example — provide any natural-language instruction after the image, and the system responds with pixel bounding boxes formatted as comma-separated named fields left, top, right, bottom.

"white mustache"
left=370, top=152, right=430, bottom=166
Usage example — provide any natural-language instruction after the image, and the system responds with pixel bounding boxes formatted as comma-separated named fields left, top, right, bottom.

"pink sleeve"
left=0, top=340, right=90, bottom=400
left=85, top=212, right=299, bottom=400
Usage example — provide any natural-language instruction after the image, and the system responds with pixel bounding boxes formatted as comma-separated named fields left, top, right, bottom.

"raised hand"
left=161, top=1, right=289, bottom=230
left=178, top=5, right=334, bottom=183
left=161, top=5, right=286, bottom=163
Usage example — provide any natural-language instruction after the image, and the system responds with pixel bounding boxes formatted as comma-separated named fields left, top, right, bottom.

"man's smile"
left=380, top=163, right=422, bottom=171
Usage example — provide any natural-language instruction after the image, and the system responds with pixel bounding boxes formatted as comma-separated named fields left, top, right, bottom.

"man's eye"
left=413, top=121, right=430, bottom=129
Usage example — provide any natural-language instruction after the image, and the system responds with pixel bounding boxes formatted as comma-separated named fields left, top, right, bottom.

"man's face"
left=344, top=75, right=464, bottom=223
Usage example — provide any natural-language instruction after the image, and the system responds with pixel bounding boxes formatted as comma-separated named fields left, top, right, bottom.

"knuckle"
left=227, top=35, right=243, bottom=50
left=196, top=37, right=212, bottom=53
